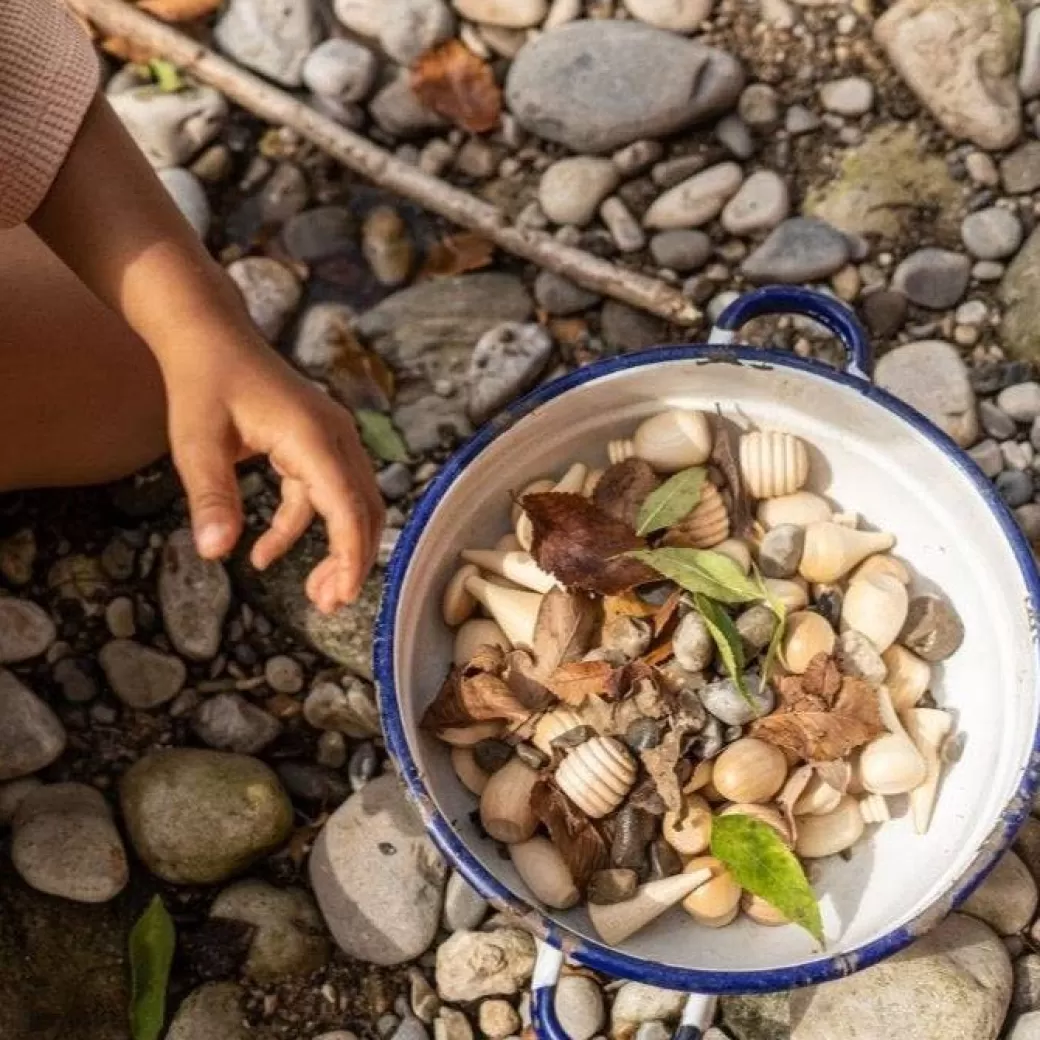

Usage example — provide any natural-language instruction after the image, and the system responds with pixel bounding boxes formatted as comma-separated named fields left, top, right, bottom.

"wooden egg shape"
left=799, top=523, right=896, bottom=583
left=555, top=737, right=637, bottom=819
left=841, top=574, right=910, bottom=653
left=882, top=644, right=931, bottom=713
left=510, top=837, right=580, bottom=909
left=632, top=409, right=713, bottom=473
left=480, top=757, right=541, bottom=843
left=903, top=707, right=953, bottom=835
left=443, top=564, right=480, bottom=627
left=713, top=539, right=752, bottom=574
left=461, top=549, right=557, bottom=594
left=757, top=491, right=833, bottom=529
left=437, top=720, right=505, bottom=747
left=511, top=478, right=555, bottom=526
left=858, top=732, right=927, bottom=796
left=763, top=577, right=810, bottom=612
left=712, top=738, right=788, bottom=804
left=681, top=856, right=742, bottom=926
left=780, top=611, right=836, bottom=674
left=853, top=554, right=911, bottom=585
left=719, top=802, right=793, bottom=848
left=464, top=576, right=542, bottom=649
left=739, top=430, right=810, bottom=499
left=588, top=869, right=713, bottom=945
left=742, top=891, right=789, bottom=926
left=663, top=794, right=713, bottom=857
left=454, top=619, right=511, bottom=666
left=795, top=795, right=865, bottom=858
left=452, top=747, right=490, bottom=796
left=661, top=482, right=730, bottom=549
left=531, top=707, right=585, bottom=755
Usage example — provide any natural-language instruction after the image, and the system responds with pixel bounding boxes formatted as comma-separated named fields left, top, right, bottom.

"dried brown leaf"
left=531, top=780, right=608, bottom=888
left=712, top=420, right=755, bottom=538
left=505, top=649, right=553, bottom=708
left=549, top=318, right=589, bottom=347
left=325, top=332, right=396, bottom=412
left=524, top=492, right=658, bottom=594
left=460, top=672, right=535, bottom=723
left=641, top=641, right=675, bottom=668
left=421, top=668, right=470, bottom=732
left=423, top=655, right=544, bottom=731
left=603, top=592, right=660, bottom=625
left=463, top=644, right=508, bottom=677
left=531, top=588, right=600, bottom=679
left=652, top=590, right=683, bottom=638
left=752, top=676, right=884, bottom=762
left=546, top=660, right=614, bottom=706
left=639, top=728, right=684, bottom=812
left=606, top=660, right=656, bottom=703
left=593, top=459, right=661, bottom=530
left=802, top=654, right=842, bottom=702
left=411, top=40, right=502, bottom=133
left=418, top=232, right=495, bottom=280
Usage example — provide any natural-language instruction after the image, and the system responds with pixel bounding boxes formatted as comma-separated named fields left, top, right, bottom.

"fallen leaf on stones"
left=603, top=592, right=659, bottom=626
left=411, top=40, right=502, bottom=134
left=695, top=593, right=752, bottom=707
left=548, top=318, right=589, bottom=347
left=525, top=493, right=658, bottom=594
left=531, top=587, right=600, bottom=678
left=803, top=654, right=842, bottom=701
left=531, top=779, right=608, bottom=887
left=652, top=590, right=682, bottom=638
left=641, top=640, right=674, bottom=667
left=325, top=329, right=396, bottom=412
left=355, top=410, right=409, bottom=463
left=594, top=459, right=661, bottom=531
left=546, top=660, right=614, bottom=706
left=418, top=232, right=495, bottom=280
left=576, top=693, right=619, bottom=736
left=627, top=547, right=763, bottom=604
left=607, top=659, right=657, bottom=703
left=129, top=896, right=175, bottom=1040
left=147, top=59, right=184, bottom=92
left=752, top=673, right=883, bottom=762
left=422, top=659, right=544, bottom=731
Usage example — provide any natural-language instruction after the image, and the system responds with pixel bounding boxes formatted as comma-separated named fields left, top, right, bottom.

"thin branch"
left=69, top=0, right=702, bottom=326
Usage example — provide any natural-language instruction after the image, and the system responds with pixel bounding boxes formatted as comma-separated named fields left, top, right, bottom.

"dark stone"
left=862, top=290, right=908, bottom=339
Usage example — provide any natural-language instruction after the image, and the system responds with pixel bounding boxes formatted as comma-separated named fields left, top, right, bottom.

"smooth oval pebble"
left=699, top=673, right=772, bottom=726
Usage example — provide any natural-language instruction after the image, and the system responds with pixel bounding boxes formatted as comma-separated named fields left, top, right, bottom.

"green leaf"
left=148, top=59, right=185, bottom=93
left=694, top=593, right=753, bottom=708
left=755, top=567, right=788, bottom=686
left=626, top=547, right=764, bottom=604
left=356, top=409, right=409, bottom=463
left=711, top=813, right=824, bottom=945
left=128, top=896, right=176, bottom=1040
left=635, top=467, right=706, bottom=537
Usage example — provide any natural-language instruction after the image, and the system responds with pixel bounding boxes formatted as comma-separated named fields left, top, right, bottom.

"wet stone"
left=891, top=248, right=971, bottom=309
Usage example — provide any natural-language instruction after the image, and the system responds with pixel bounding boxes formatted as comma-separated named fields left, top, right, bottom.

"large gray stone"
left=1001, top=227, right=1040, bottom=360
left=961, top=850, right=1038, bottom=935
left=98, top=639, right=186, bottom=710
left=466, top=323, right=554, bottom=424
left=0, top=671, right=65, bottom=781
left=505, top=21, right=743, bottom=153
left=120, top=749, right=293, bottom=884
left=159, top=528, right=232, bottom=662
left=874, top=0, right=1022, bottom=151
left=741, top=217, right=850, bottom=283
left=310, top=772, right=448, bottom=965
left=213, top=0, right=319, bottom=87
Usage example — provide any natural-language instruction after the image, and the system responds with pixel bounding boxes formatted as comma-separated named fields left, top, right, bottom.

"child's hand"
left=163, top=333, right=384, bottom=613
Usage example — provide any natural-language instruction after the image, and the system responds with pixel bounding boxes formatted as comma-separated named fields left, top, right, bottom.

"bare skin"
left=4, top=92, right=383, bottom=612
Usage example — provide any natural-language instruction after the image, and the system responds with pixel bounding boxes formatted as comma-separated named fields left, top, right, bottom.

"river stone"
left=210, top=880, right=330, bottom=981
left=555, top=975, right=606, bottom=1040
left=158, top=167, right=211, bottom=238
left=108, top=85, right=228, bottom=169
left=356, top=273, right=532, bottom=390
left=644, top=163, right=743, bottom=230
left=505, top=21, right=744, bottom=153
left=600, top=302, right=668, bottom=353
left=11, top=784, right=128, bottom=904
left=303, top=38, right=379, bottom=102
left=892, top=248, right=971, bottom=309
left=742, top=217, right=850, bottom=283
left=282, top=206, right=355, bottom=263
left=649, top=229, right=712, bottom=271
left=819, top=76, right=874, bottom=116
left=874, top=0, right=1022, bottom=151
left=622, top=0, right=713, bottom=31
left=434, top=928, right=536, bottom=1001
left=214, top=0, right=318, bottom=86
left=380, top=0, right=455, bottom=65
left=310, top=772, right=448, bottom=965
left=719, top=992, right=790, bottom=1040
left=467, top=323, right=554, bottom=424
left=191, top=693, right=282, bottom=754
left=534, top=272, right=601, bottom=316
left=167, top=983, right=249, bottom=1040
left=120, top=749, right=293, bottom=884
left=1012, top=1012, right=1040, bottom=1040
left=1023, top=8, right=1040, bottom=98
left=961, top=850, right=1038, bottom=935
left=961, top=206, right=1023, bottom=260
left=159, top=528, right=232, bottom=662
left=874, top=341, right=979, bottom=447
left=612, top=983, right=686, bottom=1036
left=0, top=671, right=65, bottom=781
left=788, top=914, right=1011, bottom=1040
left=720, top=170, right=790, bottom=236
left=0, top=860, right=131, bottom=1040
left=1002, top=141, right=1040, bottom=194
left=0, top=778, right=41, bottom=824
left=226, top=257, right=302, bottom=340
left=538, top=157, right=620, bottom=227
left=293, top=302, right=357, bottom=372
left=1001, top=228, right=1040, bottom=360
left=370, top=71, right=449, bottom=137
left=804, top=124, right=966, bottom=243
left=0, top=599, right=55, bottom=663
left=443, top=870, right=488, bottom=931
left=99, top=640, right=186, bottom=710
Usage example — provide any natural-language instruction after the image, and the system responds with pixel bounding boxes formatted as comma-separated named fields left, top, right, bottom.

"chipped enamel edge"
left=375, top=291, right=1040, bottom=995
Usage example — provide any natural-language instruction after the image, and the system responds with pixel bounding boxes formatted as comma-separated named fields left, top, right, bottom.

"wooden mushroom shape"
left=903, top=707, right=954, bottom=835
left=609, top=409, right=713, bottom=473
left=461, top=548, right=557, bottom=594
left=712, top=738, right=788, bottom=804
left=463, top=575, right=542, bottom=649
left=798, top=523, right=896, bottom=583
left=443, top=564, right=480, bottom=626
left=588, top=868, right=714, bottom=944
left=451, top=747, right=490, bottom=796
left=662, top=794, right=713, bottom=857
left=762, top=577, right=810, bottom=612
left=795, top=795, right=865, bottom=858
left=781, top=611, right=836, bottom=674
left=530, top=707, right=585, bottom=756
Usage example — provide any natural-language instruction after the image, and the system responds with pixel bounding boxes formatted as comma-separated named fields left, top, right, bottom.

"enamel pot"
left=375, top=286, right=1040, bottom=1039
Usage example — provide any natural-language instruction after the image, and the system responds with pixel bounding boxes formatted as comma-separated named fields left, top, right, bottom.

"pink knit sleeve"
left=0, top=0, right=100, bottom=229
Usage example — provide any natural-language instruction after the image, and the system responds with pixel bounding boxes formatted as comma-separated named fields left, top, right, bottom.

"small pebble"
left=785, top=104, right=821, bottom=135
left=891, top=248, right=971, bottom=309
left=997, top=470, right=1034, bottom=507
left=1002, top=141, right=1040, bottom=195
left=714, top=115, right=754, bottom=160
left=862, top=290, right=908, bottom=338
left=969, top=439, right=1004, bottom=478
left=1016, top=503, right=1040, bottom=542
left=378, top=462, right=415, bottom=501
left=264, top=655, right=304, bottom=694
left=600, top=197, right=646, bottom=253
left=105, top=597, right=136, bottom=639
left=316, top=731, right=348, bottom=769
left=998, top=383, right=1040, bottom=423
left=819, top=76, right=874, bottom=116
left=348, top=741, right=379, bottom=791
left=979, top=401, right=1017, bottom=440
left=478, top=1000, right=520, bottom=1039
left=758, top=524, right=804, bottom=578
left=649, top=229, right=712, bottom=272
left=443, top=870, right=489, bottom=932
left=1002, top=440, right=1033, bottom=471
left=738, top=83, right=780, bottom=127
left=961, top=207, right=1023, bottom=260
left=719, top=170, right=790, bottom=236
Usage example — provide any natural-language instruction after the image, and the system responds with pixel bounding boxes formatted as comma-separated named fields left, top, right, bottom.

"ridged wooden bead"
left=662, top=483, right=730, bottom=549
left=739, top=430, right=810, bottom=499
left=556, top=737, right=636, bottom=818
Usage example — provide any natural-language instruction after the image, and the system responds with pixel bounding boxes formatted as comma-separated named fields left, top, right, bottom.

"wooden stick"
left=69, top=0, right=701, bottom=326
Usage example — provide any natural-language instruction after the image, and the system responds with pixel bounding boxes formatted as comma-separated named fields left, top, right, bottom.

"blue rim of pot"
left=373, top=291, right=1040, bottom=994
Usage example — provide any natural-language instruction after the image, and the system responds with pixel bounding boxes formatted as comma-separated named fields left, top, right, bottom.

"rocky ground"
left=8, top=0, right=1040, bottom=1037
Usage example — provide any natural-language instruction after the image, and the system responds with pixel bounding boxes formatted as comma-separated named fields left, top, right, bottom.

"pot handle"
left=708, top=286, right=873, bottom=381
left=530, top=942, right=717, bottom=1040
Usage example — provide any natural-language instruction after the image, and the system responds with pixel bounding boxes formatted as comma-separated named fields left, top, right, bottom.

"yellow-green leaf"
left=129, top=896, right=176, bottom=1040
left=711, top=813, right=824, bottom=945
left=635, top=467, right=706, bottom=537
left=755, top=567, right=787, bottom=686
left=626, top=547, right=763, bottom=604
left=148, top=59, right=184, bottom=93
left=356, top=409, right=409, bottom=463
left=695, top=593, right=753, bottom=707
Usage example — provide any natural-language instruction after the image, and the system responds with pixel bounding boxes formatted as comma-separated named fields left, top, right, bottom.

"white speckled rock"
left=961, top=850, right=1038, bottom=935
left=874, top=340, right=979, bottom=447
left=226, top=257, right=302, bottom=340
left=467, top=323, right=554, bottom=424
left=961, top=206, right=1023, bottom=260
left=622, top=0, right=713, bottom=32
left=538, top=158, right=620, bottom=227
left=789, top=914, right=1011, bottom=1040
left=159, top=528, right=232, bottom=662
left=719, top=170, right=790, bottom=235
left=644, top=163, right=743, bottom=230
left=310, top=773, right=447, bottom=965
left=213, top=0, right=319, bottom=87
left=0, top=671, right=65, bottom=781
left=453, top=0, right=547, bottom=27
left=435, top=928, right=536, bottom=1001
